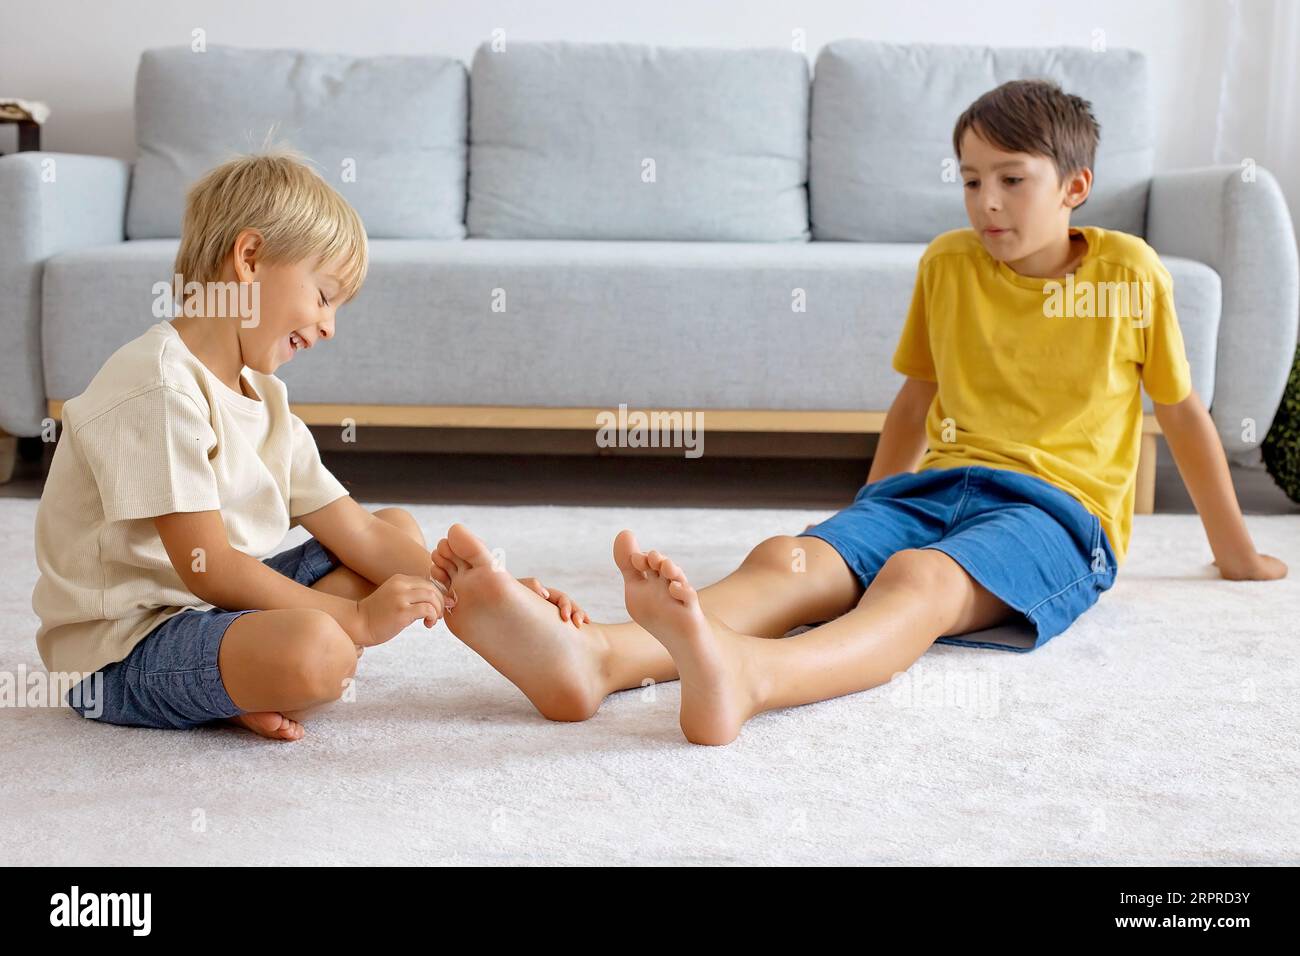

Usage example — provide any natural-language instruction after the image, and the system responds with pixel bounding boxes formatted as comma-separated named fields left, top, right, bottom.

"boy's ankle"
left=583, top=621, right=616, bottom=686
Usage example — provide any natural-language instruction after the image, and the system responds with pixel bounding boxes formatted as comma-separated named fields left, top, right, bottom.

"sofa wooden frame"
left=13, top=404, right=1163, bottom=514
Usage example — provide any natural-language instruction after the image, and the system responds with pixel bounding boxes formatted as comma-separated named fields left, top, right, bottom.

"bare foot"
left=225, top=711, right=304, bottom=741
left=614, top=530, right=765, bottom=746
left=433, top=523, right=607, bottom=721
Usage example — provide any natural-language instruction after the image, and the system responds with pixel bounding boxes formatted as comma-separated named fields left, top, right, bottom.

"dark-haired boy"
left=429, top=80, right=1287, bottom=746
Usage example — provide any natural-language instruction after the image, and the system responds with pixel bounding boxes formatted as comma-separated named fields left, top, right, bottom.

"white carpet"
left=2, top=498, right=1297, bottom=866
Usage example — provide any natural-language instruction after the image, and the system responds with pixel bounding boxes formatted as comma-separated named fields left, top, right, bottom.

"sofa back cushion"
left=467, top=41, right=810, bottom=240
left=126, top=45, right=467, bottom=240
left=810, top=41, right=1154, bottom=241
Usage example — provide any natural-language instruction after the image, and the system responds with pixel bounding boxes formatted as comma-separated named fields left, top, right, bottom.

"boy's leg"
left=219, top=608, right=361, bottom=738
left=307, top=506, right=429, bottom=655
left=620, top=542, right=1013, bottom=745
left=432, top=524, right=864, bottom=721
left=308, top=507, right=425, bottom=608
left=225, top=507, right=425, bottom=736
left=596, top=532, right=864, bottom=691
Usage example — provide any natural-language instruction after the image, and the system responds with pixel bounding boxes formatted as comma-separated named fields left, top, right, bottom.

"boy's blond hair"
left=172, top=148, right=368, bottom=305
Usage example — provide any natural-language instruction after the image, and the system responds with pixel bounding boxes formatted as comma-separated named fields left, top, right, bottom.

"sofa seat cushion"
left=44, top=239, right=1219, bottom=415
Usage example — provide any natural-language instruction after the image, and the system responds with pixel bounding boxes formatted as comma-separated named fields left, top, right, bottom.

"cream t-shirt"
left=33, top=320, right=350, bottom=677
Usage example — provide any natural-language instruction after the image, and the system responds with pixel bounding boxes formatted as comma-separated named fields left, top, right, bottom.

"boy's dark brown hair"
left=952, top=79, right=1100, bottom=202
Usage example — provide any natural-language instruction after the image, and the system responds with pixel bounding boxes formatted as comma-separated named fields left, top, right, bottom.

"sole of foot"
left=433, top=523, right=606, bottom=722
left=613, top=529, right=762, bottom=746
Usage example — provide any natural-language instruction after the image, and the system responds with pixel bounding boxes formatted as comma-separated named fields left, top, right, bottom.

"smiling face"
left=958, top=126, right=1091, bottom=265
left=240, top=258, right=341, bottom=374
left=226, top=230, right=343, bottom=374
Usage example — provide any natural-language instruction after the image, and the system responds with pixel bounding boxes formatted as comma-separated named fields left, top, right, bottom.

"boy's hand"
left=1212, top=553, right=1288, bottom=581
left=519, top=577, right=588, bottom=628
left=351, top=574, right=445, bottom=646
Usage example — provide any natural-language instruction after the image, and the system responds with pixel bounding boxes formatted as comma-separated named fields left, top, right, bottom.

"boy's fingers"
left=408, top=587, right=444, bottom=616
left=520, top=577, right=550, bottom=599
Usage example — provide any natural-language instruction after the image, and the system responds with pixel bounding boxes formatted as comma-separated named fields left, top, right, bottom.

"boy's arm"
left=1153, top=388, right=1287, bottom=580
left=867, top=377, right=936, bottom=484
left=153, top=510, right=370, bottom=639
left=297, top=495, right=432, bottom=585
left=297, top=496, right=586, bottom=626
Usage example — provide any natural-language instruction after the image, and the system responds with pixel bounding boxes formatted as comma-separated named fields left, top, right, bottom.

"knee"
left=875, top=548, right=950, bottom=591
left=373, top=506, right=425, bottom=548
left=282, top=610, right=358, bottom=703
left=741, top=535, right=806, bottom=575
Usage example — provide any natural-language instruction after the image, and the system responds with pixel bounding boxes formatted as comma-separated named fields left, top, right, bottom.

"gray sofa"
left=2, top=40, right=1297, bottom=483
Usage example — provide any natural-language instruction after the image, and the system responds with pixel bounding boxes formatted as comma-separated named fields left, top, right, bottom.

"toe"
left=236, top=711, right=304, bottom=741
left=447, top=523, right=497, bottom=569
left=613, top=530, right=645, bottom=582
left=436, top=538, right=467, bottom=573
left=431, top=553, right=456, bottom=582
left=668, top=578, right=700, bottom=610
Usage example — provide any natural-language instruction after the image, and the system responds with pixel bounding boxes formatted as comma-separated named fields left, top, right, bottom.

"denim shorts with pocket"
left=800, top=464, right=1117, bottom=652
left=66, top=537, right=342, bottom=729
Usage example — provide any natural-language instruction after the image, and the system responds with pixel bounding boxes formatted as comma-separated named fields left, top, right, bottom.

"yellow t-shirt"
left=891, top=225, right=1192, bottom=568
left=32, top=321, right=350, bottom=677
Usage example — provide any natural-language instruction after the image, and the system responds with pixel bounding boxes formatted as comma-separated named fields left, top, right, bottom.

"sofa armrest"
left=0, top=152, right=130, bottom=436
left=1146, top=164, right=1299, bottom=463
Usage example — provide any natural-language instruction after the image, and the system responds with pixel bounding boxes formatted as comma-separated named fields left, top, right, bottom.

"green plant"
left=1262, top=341, right=1300, bottom=504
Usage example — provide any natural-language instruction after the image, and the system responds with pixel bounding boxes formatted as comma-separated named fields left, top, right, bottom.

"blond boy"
left=32, top=151, right=572, bottom=740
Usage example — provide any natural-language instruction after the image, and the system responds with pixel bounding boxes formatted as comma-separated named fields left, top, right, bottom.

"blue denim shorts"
left=67, top=537, right=342, bottom=729
left=800, top=465, right=1117, bottom=652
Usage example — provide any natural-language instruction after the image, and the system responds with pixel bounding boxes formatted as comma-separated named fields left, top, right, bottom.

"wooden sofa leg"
left=0, top=430, right=16, bottom=485
left=1135, top=433, right=1157, bottom=515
